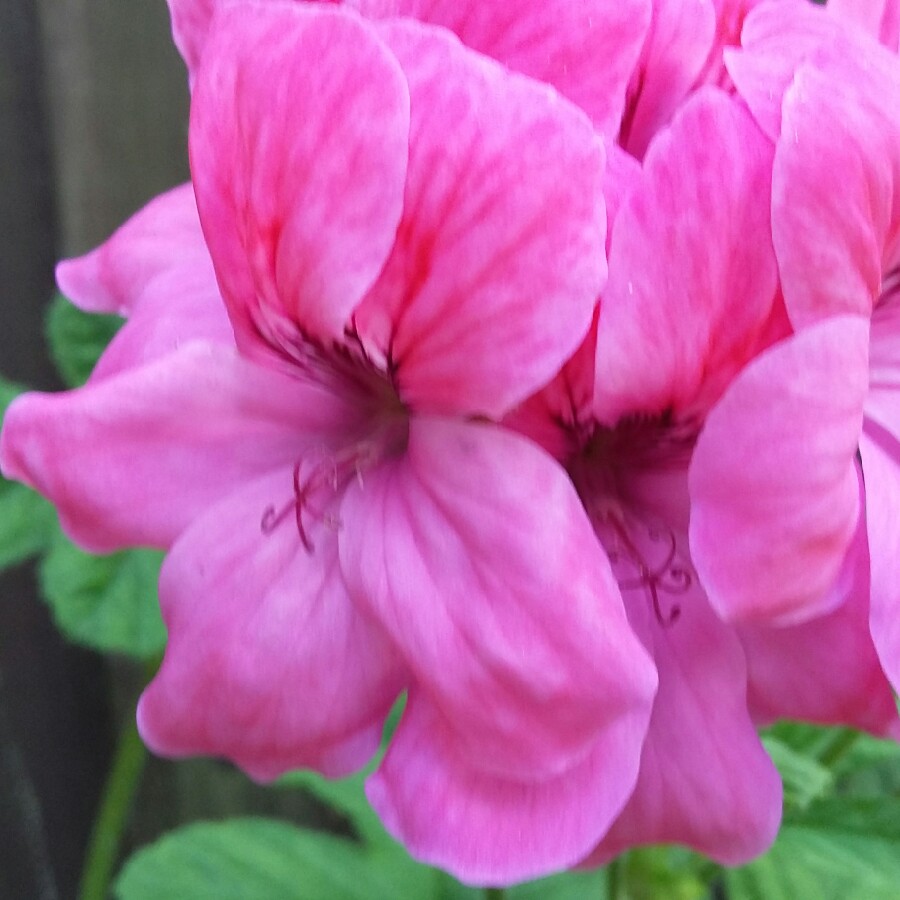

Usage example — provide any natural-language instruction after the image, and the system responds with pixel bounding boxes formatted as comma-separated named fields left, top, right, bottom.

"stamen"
left=605, top=517, right=691, bottom=627
left=260, top=445, right=373, bottom=551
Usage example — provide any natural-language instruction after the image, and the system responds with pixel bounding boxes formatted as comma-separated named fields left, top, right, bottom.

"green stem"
left=78, top=711, right=147, bottom=900
left=819, top=727, right=861, bottom=769
left=606, top=857, right=624, bottom=900
left=484, top=889, right=505, bottom=900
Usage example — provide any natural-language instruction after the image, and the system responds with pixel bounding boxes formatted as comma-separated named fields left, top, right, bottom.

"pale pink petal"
left=829, top=0, right=900, bottom=50
left=138, top=470, right=406, bottom=780
left=502, top=315, right=599, bottom=463
left=603, top=143, right=643, bottom=243
left=725, top=0, right=841, bottom=140
left=349, top=0, right=651, bottom=137
left=367, top=689, right=648, bottom=886
left=739, top=578, right=900, bottom=736
left=740, top=493, right=900, bottom=736
left=88, top=265, right=234, bottom=382
left=618, top=0, right=716, bottom=158
left=0, top=343, right=356, bottom=552
left=355, top=20, right=606, bottom=418
left=689, top=318, right=868, bottom=625
left=772, top=52, right=900, bottom=328
left=190, top=4, right=409, bottom=355
left=867, top=300, right=900, bottom=438
left=595, top=89, right=778, bottom=424
left=56, top=183, right=212, bottom=316
left=588, top=584, right=781, bottom=865
left=860, top=425, right=900, bottom=693
left=340, top=417, right=656, bottom=780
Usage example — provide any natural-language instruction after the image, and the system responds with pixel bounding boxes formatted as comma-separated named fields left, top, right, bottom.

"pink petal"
left=588, top=584, right=781, bottom=865
left=367, top=689, right=648, bottom=886
left=0, top=343, right=356, bottom=552
left=772, top=50, right=900, bottom=329
left=355, top=20, right=606, bottom=418
left=867, top=300, right=900, bottom=438
left=618, top=0, right=716, bottom=158
left=724, top=0, right=841, bottom=141
left=340, top=417, right=656, bottom=780
left=88, top=264, right=234, bottom=382
left=190, top=4, right=409, bottom=354
left=828, top=0, right=900, bottom=50
left=56, top=183, right=212, bottom=316
left=604, top=143, right=643, bottom=243
left=739, top=492, right=900, bottom=736
left=860, top=426, right=900, bottom=694
left=689, top=318, right=868, bottom=625
left=595, top=89, right=778, bottom=424
left=138, top=470, right=406, bottom=780
left=502, top=314, right=599, bottom=463
left=350, top=0, right=651, bottom=137
left=699, top=0, right=772, bottom=87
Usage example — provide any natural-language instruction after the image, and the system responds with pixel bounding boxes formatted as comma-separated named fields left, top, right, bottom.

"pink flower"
left=1, top=3, right=659, bottom=885
left=690, top=2, right=900, bottom=700
left=510, top=88, right=785, bottom=864
left=514, top=83, right=899, bottom=864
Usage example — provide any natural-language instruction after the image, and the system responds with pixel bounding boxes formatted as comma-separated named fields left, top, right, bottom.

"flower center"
left=568, top=413, right=697, bottom=626
left=250, top=308, right=409, bottom=551
left=261, top=444, right=370, bottom=551
left=260, top=418, right=408, bottom=552
left=251, top=304, right=402, bottom=411
left=601, top=513, right=690, bottom=627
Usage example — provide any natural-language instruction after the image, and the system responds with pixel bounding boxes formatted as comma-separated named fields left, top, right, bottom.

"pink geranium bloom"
left=1, top=3, right=660, bottom=885
left=166, top=0, right=653, bottom=138
left=511, top=88, right=786, bottom=864
left=515, top=83, right=899, bottom=865
left=691, top=2, right=900, bottom=695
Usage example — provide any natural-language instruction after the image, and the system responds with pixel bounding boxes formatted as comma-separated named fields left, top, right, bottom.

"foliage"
left=38, top=536, right=166, bottom=658
left=45, top=293, right=123, bottom=387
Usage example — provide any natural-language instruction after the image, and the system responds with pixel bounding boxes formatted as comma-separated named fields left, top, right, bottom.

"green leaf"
left=45, top=293, right=122, bottom=387
left=0, top=480, right=57, bottom=571
left=38, top=536, right=166, bottom=658
left=277, top=694, right=407, bottom=848
left=509, top=868, right=609, bottom=900
left=0, top=375, right=57, bottom=570
left=114, top=818, right=444, bottom=900
left=284, top=768, right=393, bottom=849
left=831, top=732, right=900, bottom=795
left=762, top=735, right=834, bottom=812
left=727, top=798, right=900, bottom=900
left=0, top=374, right=27, bottom=419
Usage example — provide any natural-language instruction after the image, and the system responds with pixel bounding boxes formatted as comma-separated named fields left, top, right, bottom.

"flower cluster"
left=3, top=0, right=900, bottom=887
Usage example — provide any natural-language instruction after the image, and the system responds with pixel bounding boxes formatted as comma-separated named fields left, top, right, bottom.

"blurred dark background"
left=1, top=2, right=186, bottom=896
